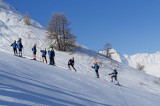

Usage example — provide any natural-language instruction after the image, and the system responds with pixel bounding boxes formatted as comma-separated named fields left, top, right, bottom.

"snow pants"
left=49, top=57, right=55, bottom=65
left=42, top=56, right=47, bottom=63
left=18, top=48, right=22, bottom=56
left=111, top=75, right=117, bottom=81
left=95, top=70, right=99, bottom=78
left=13, top=48, right=17, bottom=55
left=68, top=64, right=76, bottom=72
left=33, top=52, right=36, bottom=59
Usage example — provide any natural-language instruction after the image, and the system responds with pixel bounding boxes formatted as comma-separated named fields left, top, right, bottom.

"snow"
left=0, top=1, right=160, bottom=105
left=0, top=50, right=160, bottom=106
left=100, top=49, right=160, bottom=78
left=0, top=0, right=46, bottom=58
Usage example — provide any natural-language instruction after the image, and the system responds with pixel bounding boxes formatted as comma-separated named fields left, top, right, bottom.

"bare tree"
left=104, top=42, right=112, bottom=59
left=136, top=63, right=145, bottom=71
left=24, top=13, right=31, bottom=26
left=47, top=12, right=78, bottom=52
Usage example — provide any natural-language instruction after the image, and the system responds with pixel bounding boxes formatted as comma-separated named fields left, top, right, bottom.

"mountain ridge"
left=100, top=49, right=160, bottom=77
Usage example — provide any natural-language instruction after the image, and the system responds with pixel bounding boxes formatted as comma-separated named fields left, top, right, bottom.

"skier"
left=17, top=38, right=23, bottom=57
left=32, top=44, right=37, bottom=60
left=92, top=62, right=99, bottom=78
left=48, top=48, right=55, bottom=65
left=40, top=48, right=47, bottom=63
left=11, top=40, right=17, bottom=55
left=109, top=68, right=119, bottom=84
left=68, top=57, right=76, bottom=72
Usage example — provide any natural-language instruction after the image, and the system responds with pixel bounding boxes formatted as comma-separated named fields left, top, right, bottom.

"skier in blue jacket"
left=48, top=48, right=55, bottom=65
left=17, top=38, right=23, bottom=56
left=40, top=48, right=47, bottom=63
left=11, top=40, right=17, bottom=55
left=92, top=62, right=99, bottom=78
left=32, top=44, right=37, bottom=60
left=109, top=68, right=119, bottom=84
left=68, top=57, right=76, bottom=72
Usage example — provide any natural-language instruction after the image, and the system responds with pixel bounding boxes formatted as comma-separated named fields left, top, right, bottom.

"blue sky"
left=4, top=0, right=160, bottom=55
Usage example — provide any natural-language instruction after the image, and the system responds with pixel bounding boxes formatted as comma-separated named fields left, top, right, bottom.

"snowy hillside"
left=100, top=49, right=160, bottom=78
left=0, top=1, right=160, bottom=105
left=124, top=52, right=160, bottom=78
left=1, top=49, right=160, bottom=105
left=99, top=49, right=129, bottom=64
left=0, top=0, right=47, bottom=58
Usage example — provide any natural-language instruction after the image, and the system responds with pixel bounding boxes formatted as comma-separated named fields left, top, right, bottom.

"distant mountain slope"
left=100, top=49, right=160, bottom=78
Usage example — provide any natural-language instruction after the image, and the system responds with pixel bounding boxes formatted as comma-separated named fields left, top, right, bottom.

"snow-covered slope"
left=124, top=52, right=160, bottom=78
left=99, top=49, right=129, bottom=64
left=0, top=0, right=47, bottom=58
left=1, top=50, right=160, bottom=106
left=100, top=49, right=160, bottom=78
left=1, top=1, right=160, bottom=105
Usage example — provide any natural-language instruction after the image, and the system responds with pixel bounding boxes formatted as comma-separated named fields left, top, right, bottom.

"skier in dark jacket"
left=48, top=48, right=55, bottom=65
left=68, top=57, right=76, bottom=72
left=17, top=38, right=23, bottom=56
left=11, top=40, right=17, bottom=55
left=109, top=68, right=119, bottom=84
left=40, top=48, right=47, bottom=63
left=32, top=44, right=37, bottom=60
left=92, top=62, right=99, bottom=78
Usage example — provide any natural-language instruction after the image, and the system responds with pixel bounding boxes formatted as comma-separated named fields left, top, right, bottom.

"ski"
left=105, top=79, right=121, bottom=86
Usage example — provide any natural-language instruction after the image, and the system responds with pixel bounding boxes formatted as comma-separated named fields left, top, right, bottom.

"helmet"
left=72, top=57, right=74, bottom=60
left=94, top=62, right=97, bottom=64
left=14, top=40, right=16, bottom=42
left=112, top=68, right=116, bottom=70
left=34, top=44, right=36, bottom=46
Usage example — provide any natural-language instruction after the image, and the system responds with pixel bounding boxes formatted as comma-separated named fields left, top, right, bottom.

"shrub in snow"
left=136, top=63, right=145, bottom=71
left=155, top=78, right=160, bottom=84
left=140, top=82, right=145, bottom=85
